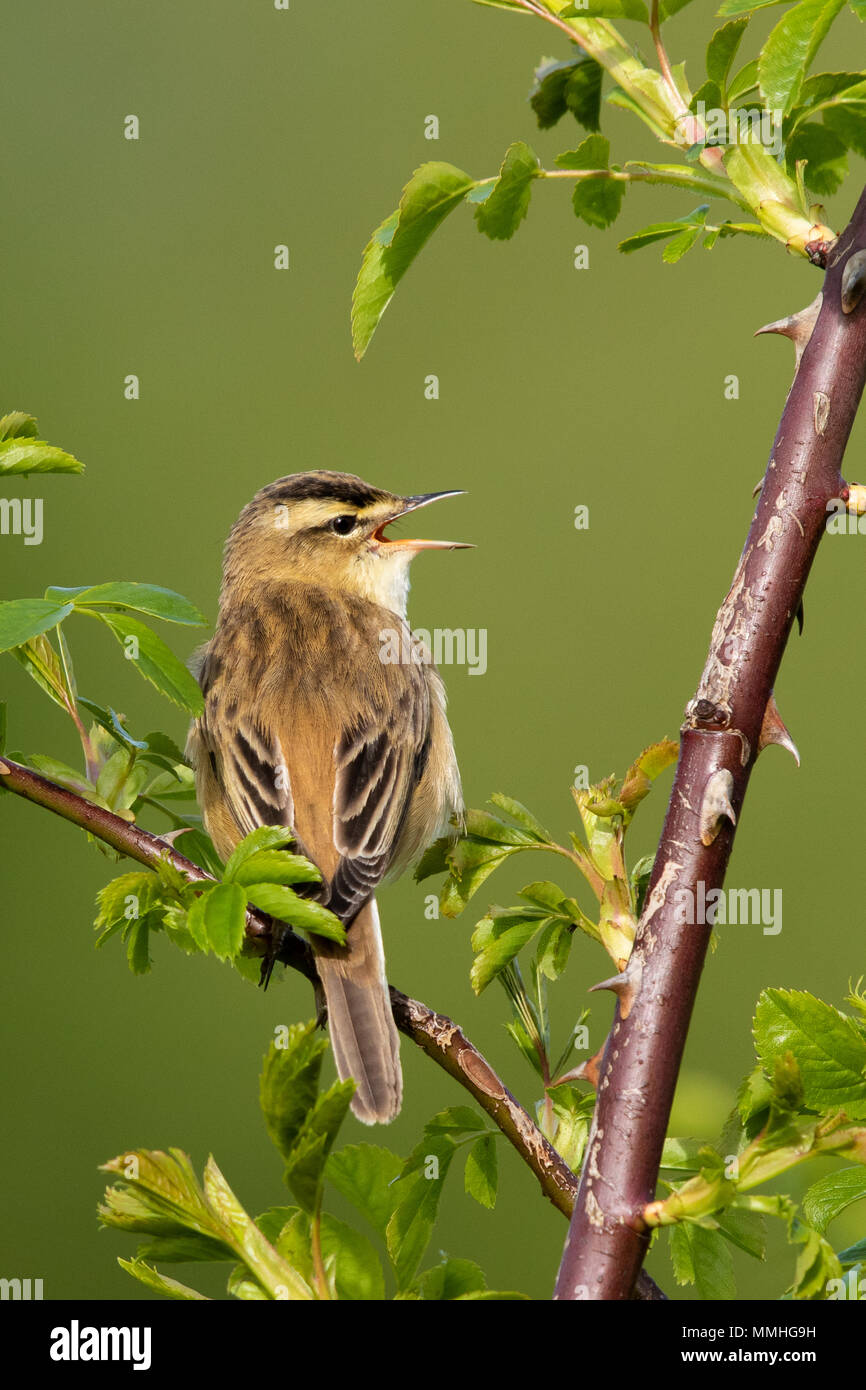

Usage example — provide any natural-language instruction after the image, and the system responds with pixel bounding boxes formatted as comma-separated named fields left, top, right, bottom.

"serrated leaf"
left=727, top=58, right=760, bottom=103
left=475, top=141, right=540, bottom=241
left=802, top=1166, right=866, bottom=1234
left=283, top=1082, right=355, bottom=1212
left=223, top=825, right=295, bottom=878
left=488, top=793, right=552, bottom=841
left=352, top=162, right=476, bottom=359
left=717, top=1207, right=766, bottom=1259
left=387, top=1145, right=455, bottom=1289
left=669, top=1222, right=736, bottom=1299
left=718, top=0, right=789, bottom=13
left=759, top=0, right=846, bottom=117
left=231, top=851, right=321, bottom=887
left=754, top=990, right=866, bottom=1117
left=470, top=911, right=550, bottom=994
left=0, top=412, right=38, bottom=440
left=824, top=104, right=866, bottom=157
left=319, top=1212, right=385, bottom=1301
left=260, top=1027, right=327, bottom=1165
left=244, top=883, right=345, bottom=944
left=530, top=56, right=603, bottom=133
left=557, top=134, right=626, bottom=229
left=117, top=1258, right=208, bottom=1300
left=45, top=581, right=205, bottom=626
left=465, top=1135, right=498, bottom=1209
left=618, top=206, right=709, bottom=255
left=418, top=1257, right=488, bottom=1300
left=198, top=882, right=247, bottom=960
left=707, top=17, right=750, bottom=88
left=325, top=1144, right=403, bottom=1238
left=786, top=121, right=848, bottom=193
left=9, top=632, right=70, bottom=709
left=0, top=599, right=74, bottom=652
left=93, top=611, right=204, bottom=715
left=0, top=437, right=84, bottom=475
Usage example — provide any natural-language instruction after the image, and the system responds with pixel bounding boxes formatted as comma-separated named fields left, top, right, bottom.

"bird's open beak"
left=373, top=491, right=473, bottom=551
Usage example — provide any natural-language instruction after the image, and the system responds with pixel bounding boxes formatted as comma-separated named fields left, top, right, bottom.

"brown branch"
left=554, top=187, right=866, bottom=1301
left=0, top=754, right=665, bottom=1299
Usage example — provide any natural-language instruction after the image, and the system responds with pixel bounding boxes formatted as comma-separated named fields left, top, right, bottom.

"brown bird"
left=187, top=471, right=468, bottom=1123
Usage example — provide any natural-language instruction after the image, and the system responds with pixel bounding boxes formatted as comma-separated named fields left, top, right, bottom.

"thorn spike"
left=758, top=694, right=801, bottom=766
left=754, top=293, right=822, bottom=369
left=699, top=768, right=737, bottom=847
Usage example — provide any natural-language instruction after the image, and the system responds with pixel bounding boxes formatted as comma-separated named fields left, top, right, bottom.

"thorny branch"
left=554, top=187, right=866, bottom=1301
left=0, top=753, right=665, bottom=1299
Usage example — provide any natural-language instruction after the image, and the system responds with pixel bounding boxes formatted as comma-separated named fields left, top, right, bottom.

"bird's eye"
left=331, top=514, right=357, bottom=535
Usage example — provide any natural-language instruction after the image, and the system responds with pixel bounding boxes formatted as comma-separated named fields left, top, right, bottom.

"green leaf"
left=198, top=882, right=247, bottom=960
left=387, top=1148, right=455, bottom=1289
left=726, top=58, right=760, bottom=103
left=556, top=135, right=626, bottom=229
left=618, top=206, right=709, bottom=255
left=549, top=1086, right=595, bottom=1170
left=475, top=141, right=540, bottom=241
left=536, top=920, right=574, bottom=980
left=706, top=17, right=750, bottom=89
left=0, top=412, right=39, bottom=440
left=759, top=0, right=846, bottom=117
left=260, top=1027, right=327, bottom=1165
left=790, top=1219, right=842, bottom=1298
left=786, top=122, right=848, bottom=193
left=318, top=1212, right=385, bottom=1301
left=324, top=1144, right=403, bottom=1238
left=530, top=56, right=603, bottom=133
left=717, top=1206, right=766, bottom=1259
left=244, top=883, right=346, bottom=944
left=0, top=599, right=74, bottom=652
left=0, top=437, right=84, bottom=475
left=669, top=1222, right=736, bottom=1299
left=823, top=105, right=866, bottom=158
left=802, top=1167, right=866, bottom=1234
left=488, top=793, right=552, bottom=841
left=223, top=825, right=295, bottom=879
left=418, top=1257, right=488, bottom=1300
left=837, top=1237, right=866, bottom=1267
left=93, top=611, right=204, bottom=715
left=117, top=1258, right=208, bottom=1300
left=352, top=162, right=476, bottom=359
left=464, top=1135, right=498, bottom=1209
left=45, top=581, right=205, bottom=626
left=283, top=1082, right=355, bottom=1212
left=231, top=851, right=321, bottom=887
left=470, top=909, right=551, bottom=994
left=562, top=0, right=647, bottom=15
left=717, top=0, right=789, bottom=13
left=663, top=221, right=706, bottom=262
left=125, top=917, right=152, bottom=975
left=754, top=990, right=866, bottom=1118
left=9, top=633, right=71, bottom=710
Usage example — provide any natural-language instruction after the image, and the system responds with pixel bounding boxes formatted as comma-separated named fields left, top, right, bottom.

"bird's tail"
left=314, top=899, right=402, bottom=1124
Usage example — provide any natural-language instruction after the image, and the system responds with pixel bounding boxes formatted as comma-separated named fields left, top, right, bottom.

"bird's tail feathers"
left=314, top=899, right=402, bottom=1125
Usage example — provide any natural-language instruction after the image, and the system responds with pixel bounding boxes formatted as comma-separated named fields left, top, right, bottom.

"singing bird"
left=187, top=472, right=468, bottom=1123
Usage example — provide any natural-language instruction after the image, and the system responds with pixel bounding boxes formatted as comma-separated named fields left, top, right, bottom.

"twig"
left=553, top=185, right=866, bottom=1301
left=0, top=754, right=665, bottom=1298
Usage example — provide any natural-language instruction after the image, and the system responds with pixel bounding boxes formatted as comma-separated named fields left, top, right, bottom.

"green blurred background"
left=1, top=0, right=865, bottom=1301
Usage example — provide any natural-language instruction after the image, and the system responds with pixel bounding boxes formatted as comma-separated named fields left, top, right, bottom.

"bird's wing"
left=197, top=705, right=293, bottom=841
left=328, top=669, right=431, bottom=922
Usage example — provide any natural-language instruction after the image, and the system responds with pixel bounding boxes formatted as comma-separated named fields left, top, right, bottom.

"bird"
left=187, top=471, right=469, bottom=1123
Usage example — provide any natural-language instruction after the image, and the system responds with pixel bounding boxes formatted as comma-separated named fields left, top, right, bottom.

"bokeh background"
left=1, top=0, right=865, bottom=1301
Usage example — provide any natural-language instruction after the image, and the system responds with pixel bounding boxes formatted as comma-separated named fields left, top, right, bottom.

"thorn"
left=0, top=761, right=9, bottom=775
left=752, top=478, right=763, bottom=499
left=755, top=293, right=822, bottom=370
left=758, top=694, right=800, bottom=766
left=157, top=827, right=193, bottom=847
left=699, top=768, right=737, bottom=847
left=796, top=600, right=804, bottom=636
left=589, top=969, right=636, bottom=1020
left=842, top=249, right=866, bottom=315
